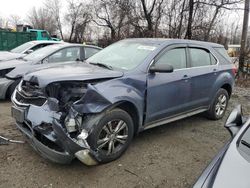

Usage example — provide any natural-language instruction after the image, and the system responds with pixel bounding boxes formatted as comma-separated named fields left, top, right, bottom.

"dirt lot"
left=0, top=87, right=250, bottom=188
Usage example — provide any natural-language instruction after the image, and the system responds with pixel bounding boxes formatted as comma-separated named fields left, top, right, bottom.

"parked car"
left=193, top=105, right=250, bottom=188
left=0, top=40, right=63, bottom=61
left=0, top=43, right=102, bottom=99
left=11, top=38, right=235, bottom=165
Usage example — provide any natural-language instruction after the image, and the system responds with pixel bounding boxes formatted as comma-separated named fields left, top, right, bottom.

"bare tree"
left=44, top=0, right=64, bottom=40
left=27, top=7, right=57, bottom=34
left=185, top=0, right=194, bottom=39
left=239, top=0, right=249, bottom=74
left=9, top=15, right=21, bottom=28
left=65, top=0, right=84, bottom=42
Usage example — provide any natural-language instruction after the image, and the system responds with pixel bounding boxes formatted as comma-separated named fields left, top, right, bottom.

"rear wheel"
left=206, top=88, right=229, bottom=120
left=87, top=108, right=134, bottom=163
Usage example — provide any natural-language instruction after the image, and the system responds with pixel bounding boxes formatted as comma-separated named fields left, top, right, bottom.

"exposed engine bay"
left=12, top=79, right=112, bottom=165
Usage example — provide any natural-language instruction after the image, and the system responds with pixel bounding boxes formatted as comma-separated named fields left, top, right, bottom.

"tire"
left=6, top=80, right=20, bottom=99
left=87, top=108, right=134, bottom=163
left=206, top=88, right=229, bottom=120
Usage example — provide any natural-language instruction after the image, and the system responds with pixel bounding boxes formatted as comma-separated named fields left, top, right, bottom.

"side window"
left=47, top=47, right=80, bottom=63
left=42, top=31, right=49, bottom=39
left=30, top=43, right=52, bottom=52
left=189, top=48, right=212, bottom=67
left=85, top=47, right=100, bottom=59
left=155, top=48, right=187, bottom=69
left=210, top=54, right=217, bottom=65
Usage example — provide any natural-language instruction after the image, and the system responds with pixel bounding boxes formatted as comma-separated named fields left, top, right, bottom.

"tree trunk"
left=177, top=0, right=186, bottom=38
left=185, top=0, right=194, bottom=39
left=204, top=6, right=220, bottom=41
left=239, top=0, right=249, bottom=74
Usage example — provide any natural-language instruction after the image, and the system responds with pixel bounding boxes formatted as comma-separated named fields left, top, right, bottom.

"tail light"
left=232, top=65, right=237, bottom=76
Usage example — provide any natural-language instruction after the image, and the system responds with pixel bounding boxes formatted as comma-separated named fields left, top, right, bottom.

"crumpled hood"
left=0, top=51, right=25, bottom=61
left=23, top=63, right=124, bottom=87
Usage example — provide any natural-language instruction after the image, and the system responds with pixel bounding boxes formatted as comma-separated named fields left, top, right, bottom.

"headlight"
left=0, top=68, right=15, bottom=78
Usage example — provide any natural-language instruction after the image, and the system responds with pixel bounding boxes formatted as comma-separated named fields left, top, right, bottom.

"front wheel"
left=206, top=88, right=229, bottom=120
left=87, top=108, right=134, bottom=163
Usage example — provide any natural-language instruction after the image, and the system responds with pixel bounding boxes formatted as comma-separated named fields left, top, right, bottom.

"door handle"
left=213, top=68, right=217, bottom=75
left=182, top=75, right=189, bottom=82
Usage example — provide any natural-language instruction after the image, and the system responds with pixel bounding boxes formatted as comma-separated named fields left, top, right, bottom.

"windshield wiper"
left=241, top=140, right=250, bottom=148
left=89, top=62, right=113, bottom=70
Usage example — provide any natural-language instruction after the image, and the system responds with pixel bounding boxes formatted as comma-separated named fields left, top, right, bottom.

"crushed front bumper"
left=11, top=90, right=98, bottom=165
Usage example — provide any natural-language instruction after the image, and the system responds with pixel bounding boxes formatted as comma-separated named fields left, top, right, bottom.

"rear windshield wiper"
left=89, top=62, right=113, bottom=70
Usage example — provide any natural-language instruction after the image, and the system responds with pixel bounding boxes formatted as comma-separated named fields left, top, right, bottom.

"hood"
left=23, top=63, right=124, bottom=87
left=0, top=51, right=25, bottom=61
left=0, top=59, right=28, bottom=71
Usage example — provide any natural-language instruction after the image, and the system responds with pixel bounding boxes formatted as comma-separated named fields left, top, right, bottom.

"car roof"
left=122, top=38, right=224, bottom=48
left=52, top=43, right=102, bottom=49
left=29, top=40, right=64, bottom=44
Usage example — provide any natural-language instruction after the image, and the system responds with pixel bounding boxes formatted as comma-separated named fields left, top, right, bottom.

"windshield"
left=87, top=40, right=159, bottom=70
left=10, top=42, right=35, bottom=53
left=23, top=44, right=62, bottom=62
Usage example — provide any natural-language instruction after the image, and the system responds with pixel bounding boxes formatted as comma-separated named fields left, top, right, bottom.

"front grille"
left=15, top=91, right=46, bottom=106
left=21, top=81, right=43, bottom=97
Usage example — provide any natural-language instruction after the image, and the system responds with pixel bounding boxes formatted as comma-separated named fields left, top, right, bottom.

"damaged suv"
left=11, top=39, right=235, bottom=165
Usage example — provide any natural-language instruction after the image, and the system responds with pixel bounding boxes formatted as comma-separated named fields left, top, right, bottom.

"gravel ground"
left=0, top=87, right=250, bottom=188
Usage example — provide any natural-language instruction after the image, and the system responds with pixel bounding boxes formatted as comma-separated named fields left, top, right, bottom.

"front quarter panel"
left=72, top=73, right=147, bottom=126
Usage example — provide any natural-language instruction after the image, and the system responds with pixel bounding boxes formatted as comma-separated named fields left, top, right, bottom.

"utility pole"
left=239, top=0, right=249, bottom=74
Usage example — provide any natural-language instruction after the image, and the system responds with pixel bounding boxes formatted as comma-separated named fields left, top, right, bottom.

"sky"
left=0, top=0, right=45, bottom=18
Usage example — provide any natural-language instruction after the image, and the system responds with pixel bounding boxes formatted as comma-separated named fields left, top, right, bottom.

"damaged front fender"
left=72, top=77, right=145, bottom=128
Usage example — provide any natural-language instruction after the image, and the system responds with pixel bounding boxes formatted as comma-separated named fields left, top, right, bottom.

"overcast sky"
left=0, top=0, right=245, bottom=28
left=0, top=0, right=45, bottom=18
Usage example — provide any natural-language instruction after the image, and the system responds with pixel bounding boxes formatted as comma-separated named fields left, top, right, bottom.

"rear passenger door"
left=187, top=46, right=218, bottom=109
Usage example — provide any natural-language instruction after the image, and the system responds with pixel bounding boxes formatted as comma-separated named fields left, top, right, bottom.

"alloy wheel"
left=215, top=94, right=227, bottom=116
left=97, top=120, right=128, bottom=155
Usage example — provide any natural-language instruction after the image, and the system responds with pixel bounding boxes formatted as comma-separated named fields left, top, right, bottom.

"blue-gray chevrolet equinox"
left=11, top=38, right=235, bottom=165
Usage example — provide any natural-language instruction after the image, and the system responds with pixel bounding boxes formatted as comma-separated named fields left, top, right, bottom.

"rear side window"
left=155, top=48, right=187, bottom=69
left=47, top=47, right=80, bottom=63
left=214, top=47, right=231, bottom=62
left=85, top=47, right=100, bottom=59
left=30, top=43, right=53, bottom=52
left=190, top=48, right=212, bottom=67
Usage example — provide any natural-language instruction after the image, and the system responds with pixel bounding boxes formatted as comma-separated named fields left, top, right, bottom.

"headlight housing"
left=0, top=68, right=15, bottom=78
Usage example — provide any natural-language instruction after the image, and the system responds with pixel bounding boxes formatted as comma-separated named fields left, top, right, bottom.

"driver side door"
left=145, top=44, right=192, bottom=124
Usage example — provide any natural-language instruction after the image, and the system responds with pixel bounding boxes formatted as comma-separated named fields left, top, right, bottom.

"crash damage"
left=11, top=64, right=146, bottom=165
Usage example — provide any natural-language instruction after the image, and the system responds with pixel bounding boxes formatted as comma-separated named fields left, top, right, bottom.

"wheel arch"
left=109, top=101, right=142, bottom=135
left=220, top=83, right=232, bottom=98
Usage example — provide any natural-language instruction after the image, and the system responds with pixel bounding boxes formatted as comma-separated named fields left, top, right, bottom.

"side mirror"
left=26, top=49, right=34, bottom=54
left=149, top=64, right=174, bottom=73
left=225, top=105, right=243, bottom=137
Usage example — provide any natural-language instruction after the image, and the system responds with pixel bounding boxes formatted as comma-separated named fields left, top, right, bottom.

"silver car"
left=0, top=40, right=63, bottom=61
left=0, top=43, right=102, bottom=99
